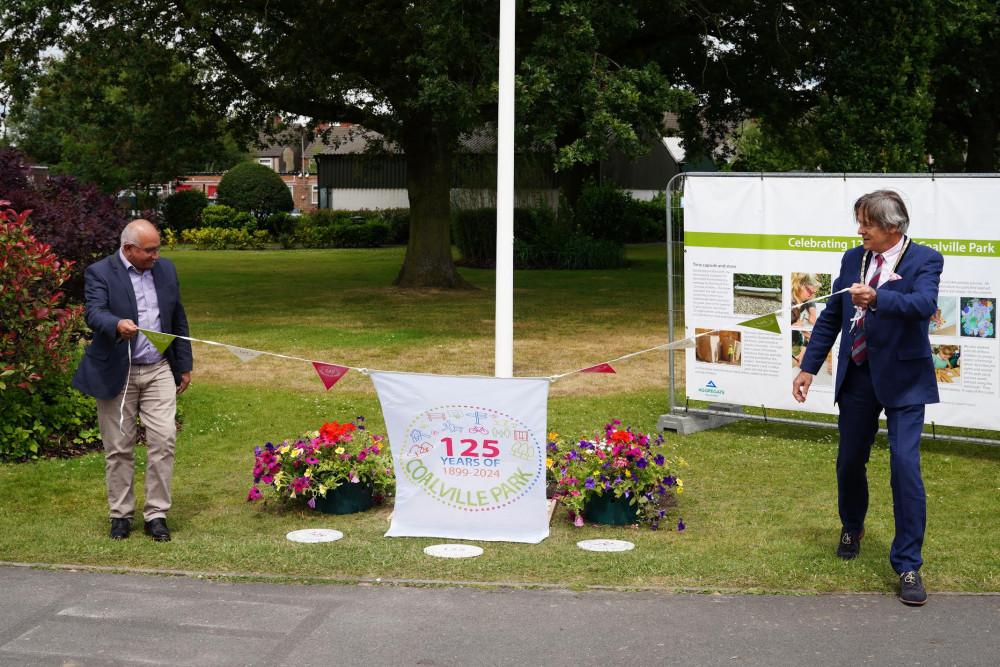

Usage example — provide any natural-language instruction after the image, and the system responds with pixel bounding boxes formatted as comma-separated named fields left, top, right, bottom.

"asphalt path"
left=1, top=565, right=998, bottom=666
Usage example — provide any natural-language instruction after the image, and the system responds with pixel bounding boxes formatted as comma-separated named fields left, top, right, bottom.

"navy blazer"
left=71, top=253, right=193, bottom=401
left=800, top=239, right=943, bottom=409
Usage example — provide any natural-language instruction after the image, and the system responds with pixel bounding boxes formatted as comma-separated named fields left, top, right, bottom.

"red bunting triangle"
left=312, top=362, right=349, bottom=389
left=578, top=363, right=616, bottom=374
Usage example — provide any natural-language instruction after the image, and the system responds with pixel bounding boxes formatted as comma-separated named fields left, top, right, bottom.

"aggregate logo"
left=697, top=380, right=725, bottom=396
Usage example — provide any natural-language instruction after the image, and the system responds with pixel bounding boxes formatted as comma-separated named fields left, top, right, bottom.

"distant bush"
left=375, top=208, right=410, bottom=244
left=574, top=178, right=649, bottom=243
left=514, top=234, right=628, bottom=270
left=215, top=161, right=294, bottom=224
left=180, top=227, right=270, bottom=249
left=453, top=206, right=625, bottom=270
left=451, top=209, right=495, bottom=266
left=0, top=147, right=126, bottom=301
left=296, top=210, right=389, bottom=248
left=264, top=211, right=298, bottom=238
left=200, top=204, right=237, bottom=229
left=162, top=189, right=209, bottom=232
left=633, top=192, right=667, bottom=243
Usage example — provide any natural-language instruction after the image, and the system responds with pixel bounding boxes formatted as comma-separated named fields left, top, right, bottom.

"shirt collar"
left=877, top=235, right=905, bottom=263
left=119, top=247, right=141, bottom=274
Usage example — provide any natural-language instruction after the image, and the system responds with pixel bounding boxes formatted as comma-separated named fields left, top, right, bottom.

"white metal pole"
left=495, top=0, right=515, bottom=378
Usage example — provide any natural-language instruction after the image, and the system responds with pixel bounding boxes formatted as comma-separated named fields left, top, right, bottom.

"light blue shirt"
left=118, top=248, right=164, bottom=364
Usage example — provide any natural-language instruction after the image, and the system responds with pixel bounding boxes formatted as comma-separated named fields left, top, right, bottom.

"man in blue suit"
left=72, top=219, right=193, bottom=542
left=792, top=190, right=943, bottom=606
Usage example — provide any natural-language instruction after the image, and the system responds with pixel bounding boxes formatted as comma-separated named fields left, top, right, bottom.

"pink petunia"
left=260, top=474, right=274, bottom=485
left=247, top=487, right=263, bottom=501
left=574, top=515, right=584, bottom=527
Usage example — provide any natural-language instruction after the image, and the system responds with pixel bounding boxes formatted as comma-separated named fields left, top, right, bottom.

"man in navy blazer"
left=72, top=219, right=193, bottom=542
left=793, top=190, right=943, bottom=606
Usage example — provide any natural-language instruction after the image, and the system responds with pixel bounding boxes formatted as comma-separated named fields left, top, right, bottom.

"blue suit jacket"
left=71, top=253, right=193, bottom=401
left=800, top=240, right=943, bottom=408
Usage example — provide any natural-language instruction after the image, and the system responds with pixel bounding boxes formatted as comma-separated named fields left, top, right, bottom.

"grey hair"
left=854, top=190, right=909, bottom=235
left=120, top=224, right=141, bottom=248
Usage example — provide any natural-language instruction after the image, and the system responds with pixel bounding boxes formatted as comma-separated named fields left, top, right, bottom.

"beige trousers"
left=96, top=359, right=177, bottom=522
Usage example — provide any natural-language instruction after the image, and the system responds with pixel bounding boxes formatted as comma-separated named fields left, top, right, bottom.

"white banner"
left=684, top=175, right=1000, bottom=431
left=370, top=371, right=551, bottom=543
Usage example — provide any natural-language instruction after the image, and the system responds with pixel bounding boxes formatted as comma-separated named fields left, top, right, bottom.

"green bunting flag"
left=139, top=328, right=176, bottom=354
left=737, top=312, right=782, bottom=334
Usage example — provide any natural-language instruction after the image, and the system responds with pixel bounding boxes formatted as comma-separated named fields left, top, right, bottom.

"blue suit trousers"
left=837, top=361, right=926, bottom=573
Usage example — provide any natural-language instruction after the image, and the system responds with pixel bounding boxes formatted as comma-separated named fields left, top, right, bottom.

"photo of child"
left=932, top=344, right=961, bottom=384
left=929, top=296, right=958, bottom=336
left=790, top=272, right=830, bottom=328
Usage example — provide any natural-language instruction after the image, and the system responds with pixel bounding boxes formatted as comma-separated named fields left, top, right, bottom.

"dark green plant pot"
left=583, top=493, right=639, bottom=525
left=312, top=482, right=373, bottom=515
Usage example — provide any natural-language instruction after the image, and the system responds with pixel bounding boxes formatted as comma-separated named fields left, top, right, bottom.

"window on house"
left=258, top=158, right=274, bottom=169
left=311, top=185, right=319, bottom=205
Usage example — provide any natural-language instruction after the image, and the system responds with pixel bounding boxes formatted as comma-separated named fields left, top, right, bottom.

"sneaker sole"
left=899, top=595, right=927, bottom=606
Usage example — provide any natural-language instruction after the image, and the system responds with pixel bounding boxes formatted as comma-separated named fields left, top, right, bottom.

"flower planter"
left=313, top=482, right=373, bottom=515
left=583, top=493, right=640, bottom=525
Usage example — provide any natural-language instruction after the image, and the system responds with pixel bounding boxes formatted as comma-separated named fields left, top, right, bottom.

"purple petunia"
left=308, top=497, right=316, bottom=509
left=636, top=457, right=648, bottom=469
left=678, top=517, right=686, bottom=531
left=585, top=477, right=595, bottom=490
left=654, top=454, right=665, bottom=466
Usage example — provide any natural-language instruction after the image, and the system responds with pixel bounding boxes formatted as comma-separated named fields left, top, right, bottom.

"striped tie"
left=851, top=253, right=883, bottom=365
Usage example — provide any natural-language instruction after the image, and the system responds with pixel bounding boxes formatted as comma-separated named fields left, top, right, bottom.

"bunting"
left=134, top=288, right=842, bottom=388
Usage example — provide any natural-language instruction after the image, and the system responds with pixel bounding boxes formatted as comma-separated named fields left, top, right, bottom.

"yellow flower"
left=679, top=457, right=688, bottom=467
left=624, top=470, right=631, bottom=478
left=318, top=484, right=327, bottom=495
left=335, top=446, right=345, bottom=455
left=548, top=432, right=559, bottom=440
left=304, top=469, right=312, bottom=477
left=279, top=445, right=290, bottom=454
left=677, top=478, right=683, bottom=486
left=546, top=457, right=554, bottom=468
left=292, top=447, right=304, bottom=457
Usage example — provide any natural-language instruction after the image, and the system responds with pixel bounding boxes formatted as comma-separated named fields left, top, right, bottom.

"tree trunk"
left=964, top=102, right=998, bottom=173
left=393, top=126, right=475, bottom=289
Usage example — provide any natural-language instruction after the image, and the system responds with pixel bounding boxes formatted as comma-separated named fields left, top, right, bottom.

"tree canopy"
left=2, top=0, right=692, bottom=288
left=5, top=31, right=246, bottom=195
left=677, top=1, right=999, bottom=173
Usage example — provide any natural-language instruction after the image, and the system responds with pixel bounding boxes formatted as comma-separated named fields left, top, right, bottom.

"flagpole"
left=495, top=0, right=515, bottom=378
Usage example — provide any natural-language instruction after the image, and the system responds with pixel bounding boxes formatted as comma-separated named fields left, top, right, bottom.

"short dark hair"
left=854, top=190, right=909, bottom=235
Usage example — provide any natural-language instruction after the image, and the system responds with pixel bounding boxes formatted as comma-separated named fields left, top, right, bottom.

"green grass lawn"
left=2, top=245, right=998, bottom=593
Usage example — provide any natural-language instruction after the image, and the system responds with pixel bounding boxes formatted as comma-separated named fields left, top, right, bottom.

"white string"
left=119, top=340, right=132, bottom=434
left=137, top=285, right=853, bottom=386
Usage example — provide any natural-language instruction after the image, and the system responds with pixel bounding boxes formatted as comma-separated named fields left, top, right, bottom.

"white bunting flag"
left=224, top=345, right=264, bottom=363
